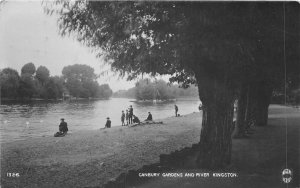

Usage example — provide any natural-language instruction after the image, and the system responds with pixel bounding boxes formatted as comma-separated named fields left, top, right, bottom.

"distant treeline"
left=113, top=79, right=199, bottom=100
left=0, top=63, right=112, bottom=100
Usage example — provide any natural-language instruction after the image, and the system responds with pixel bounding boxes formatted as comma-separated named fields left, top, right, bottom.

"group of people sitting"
left=105, top=105, right=153, bottom=128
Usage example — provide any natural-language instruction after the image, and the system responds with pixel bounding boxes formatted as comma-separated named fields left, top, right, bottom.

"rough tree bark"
left=195, top=75, right=235, bottom=169
left=232, top=84, right=248, bottom=138
left=255, top=100, right=270, bottom=126
left=254, top=82, right=272, bottom=126
left=244, top=84, right=257, bottom=130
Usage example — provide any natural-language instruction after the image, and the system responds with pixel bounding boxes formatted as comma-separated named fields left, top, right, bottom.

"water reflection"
left=0, top=98, right=200, bottom=143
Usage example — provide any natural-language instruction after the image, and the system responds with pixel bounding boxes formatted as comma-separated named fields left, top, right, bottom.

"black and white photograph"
left=0, top=1, right=299, bottom=188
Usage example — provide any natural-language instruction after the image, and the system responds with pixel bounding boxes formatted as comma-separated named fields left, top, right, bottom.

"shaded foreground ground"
left=137, top=105, right=300, bottom=188
left=1, top=112, right=202, bottom=188
left=1, top=105, right=299, bottom=188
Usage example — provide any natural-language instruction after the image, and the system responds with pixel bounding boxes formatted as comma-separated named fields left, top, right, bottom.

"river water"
left=0, top=98, right=201, bottom=143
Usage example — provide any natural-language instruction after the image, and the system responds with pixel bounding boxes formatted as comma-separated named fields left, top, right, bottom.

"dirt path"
left=138, top=105, right=300, bottom=188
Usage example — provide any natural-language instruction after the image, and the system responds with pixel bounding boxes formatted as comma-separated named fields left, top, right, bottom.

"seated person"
left=198, top=104, right=203, bottom=111
left=54, top=118, right=68, bottom=137
left=132, top=115, right=140, bottom=124
left=145, top=112, right=153, bottom=121
left=105, top=117, right=111, bottom=128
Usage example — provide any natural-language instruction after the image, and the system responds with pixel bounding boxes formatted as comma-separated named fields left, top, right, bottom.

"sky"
left=0, top=1, right=139, bottom=91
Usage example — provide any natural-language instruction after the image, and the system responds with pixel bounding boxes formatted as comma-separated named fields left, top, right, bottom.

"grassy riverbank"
left=1, top=112, right=202, bottom=188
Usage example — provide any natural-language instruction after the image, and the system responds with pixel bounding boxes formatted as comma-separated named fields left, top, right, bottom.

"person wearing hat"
left=145, top=112, right=153, bottom=121
left=59, top=118, right=68, bottom=133
left=105, top=117, right=111, bottom=128
left=54, top=118, right=68, bottom=137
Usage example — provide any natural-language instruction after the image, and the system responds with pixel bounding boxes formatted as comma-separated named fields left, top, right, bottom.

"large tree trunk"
left=232, top=85, right=248, bottom=138
left=244, top=84, right=257, bottom=130
left=254, top=82, right=272, bottom=126
left=196, top=76, right=235, bottom=169
left=255, top=99, right=270, bottom=126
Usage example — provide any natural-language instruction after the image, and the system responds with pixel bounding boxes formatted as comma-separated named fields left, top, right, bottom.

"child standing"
left=125, top=110, right=129, bottom=125
left=121, top=111, right=125, bottom=126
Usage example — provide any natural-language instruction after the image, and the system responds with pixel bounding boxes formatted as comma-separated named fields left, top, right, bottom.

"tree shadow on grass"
left=95, top=143, right=202, bottom=188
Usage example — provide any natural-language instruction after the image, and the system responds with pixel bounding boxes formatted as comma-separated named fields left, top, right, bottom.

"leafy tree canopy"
left=36, top=66, right=50, bottom=84
left=98, top=84, right=113, bottom=99
left=1, top=63, right=113, bottom=100
left=0, top=68, right=20, bottom=98
left=62, top=64, right=97, bottom=83
left=48, top=2, right=297, bottom=85
left=18, top=73, right=36, bottom=98
left=62, top=64, right=112, bottom=98
left=21, top=62, right=36, bottom=76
